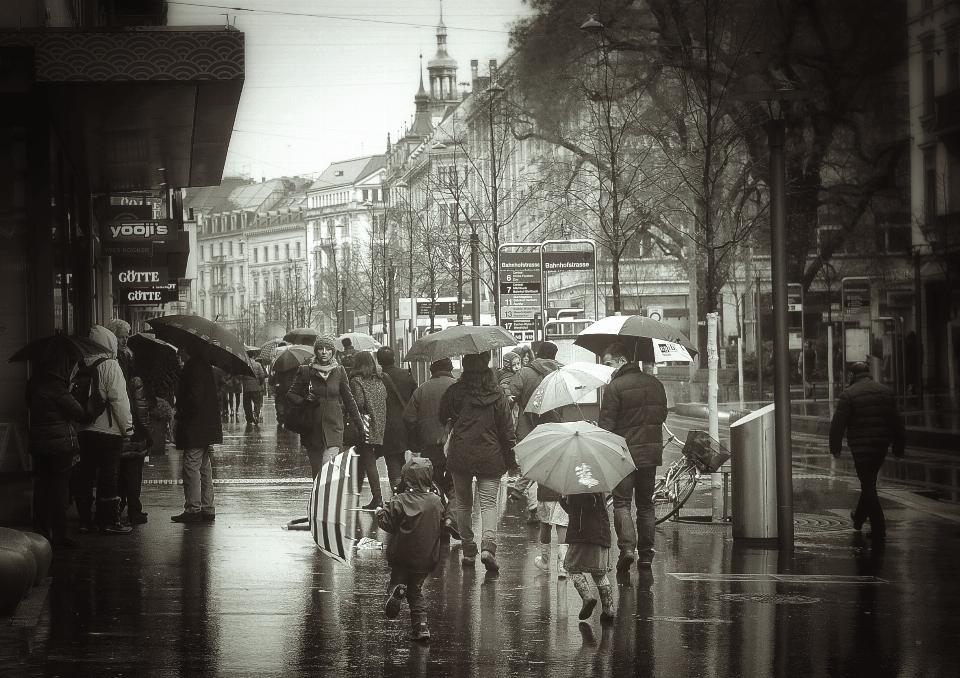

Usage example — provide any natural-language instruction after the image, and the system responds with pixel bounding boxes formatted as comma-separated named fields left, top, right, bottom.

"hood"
left=400, top=457, right=435, bottom=492
left=530, top=359, right=561, bottom=377
left=88, top=325, right=117, bottom=360
left=466, top=384, right=505, bottom=406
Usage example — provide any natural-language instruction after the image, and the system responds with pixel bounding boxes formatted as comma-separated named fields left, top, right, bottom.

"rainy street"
left=2, top=397, right=959, bottom=677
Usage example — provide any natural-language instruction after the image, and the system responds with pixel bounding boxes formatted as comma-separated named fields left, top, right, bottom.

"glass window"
left=924, top=147, right=937, bottom=224
left=296, top=242, right=301, bottom=258
left=922, top=35, right=935, bottom=116
left=275, top=245, right=280, bottom=260
left=253, top=248, right=258, bottom=263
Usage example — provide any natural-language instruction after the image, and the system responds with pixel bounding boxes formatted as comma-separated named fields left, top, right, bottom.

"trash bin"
left=729, top=403, right=777, bottom=540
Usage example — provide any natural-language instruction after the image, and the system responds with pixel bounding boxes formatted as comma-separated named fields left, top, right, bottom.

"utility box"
left=729, top=403, right=778, bottom=540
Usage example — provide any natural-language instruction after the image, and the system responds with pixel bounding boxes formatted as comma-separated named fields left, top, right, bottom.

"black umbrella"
left=128, top=332, right=178, bottom=356
left=573, top=315, right=698, bottom=362
left=146, top=315, right=255, bottom=377
left=283, top=327, right=319, bottom=346
left=8, top=333, right=110, bottom=364
left=271, top=345, right=313, bottom=373
left=402, top=325, right=518, bottom=363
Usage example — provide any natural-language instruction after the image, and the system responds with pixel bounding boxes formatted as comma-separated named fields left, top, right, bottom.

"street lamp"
left=485, top=83, right=505, bottom=326
left=730, top=88, right=818, bottom=552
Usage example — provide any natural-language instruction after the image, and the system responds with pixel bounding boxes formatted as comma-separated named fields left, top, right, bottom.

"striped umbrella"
left=309, top=449, right=360, bottom=565
left=574, top=315, right=697, bottom=363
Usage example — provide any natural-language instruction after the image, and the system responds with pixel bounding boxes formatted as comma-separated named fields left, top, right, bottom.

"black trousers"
left=853, top=452, right=887, bottom=536
left=32, top=452, right=74, bottom=541
left=76, top=431, right=122, bottom=500
left=422, top=443, right=456, bottom=525
left=118, top=455, right=144, bottom=516
left=357, top=443, right=384, bottom=503
left=388, top=568, right=430, bottom=626
left=243, top=391, right=263, bottom=422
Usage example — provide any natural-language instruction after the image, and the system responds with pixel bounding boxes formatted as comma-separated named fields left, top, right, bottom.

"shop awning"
left=0, top=26, right=244, bottom=192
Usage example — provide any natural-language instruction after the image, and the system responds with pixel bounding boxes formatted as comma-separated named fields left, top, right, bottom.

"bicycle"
left=653, top=425, right=730, bottom=525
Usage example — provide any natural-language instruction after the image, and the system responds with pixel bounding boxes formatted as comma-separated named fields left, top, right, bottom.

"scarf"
left=310, top=359, right=340, bottom=381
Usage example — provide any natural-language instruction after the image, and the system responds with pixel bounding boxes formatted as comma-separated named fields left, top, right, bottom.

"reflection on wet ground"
left=3, top=397, right=960, bottom=676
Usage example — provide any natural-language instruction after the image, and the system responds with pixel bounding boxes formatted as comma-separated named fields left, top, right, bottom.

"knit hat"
left=462, top=351, right=491, bottom=373
left=502, top=351, right=519, bottom=364
left=105, top=318, right=131, bottom=339
left=430, top=357, right=454, bottom=374
left=314, top=334, right=338, bottom=351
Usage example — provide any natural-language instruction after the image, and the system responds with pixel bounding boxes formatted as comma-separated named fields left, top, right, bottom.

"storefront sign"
left=119, top=283, right=178, bottom=305
left=102, top=220, right=174, bottom=243
left=113, top=267, right=168, bottom=288
left=102, top=242, right=153, bottom=257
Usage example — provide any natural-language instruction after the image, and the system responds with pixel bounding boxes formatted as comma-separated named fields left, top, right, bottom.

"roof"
left=184, top=177, right=306, bottom=216
left=182, top=177, right=253, bottom=215
left=308, top=155, right=386, bottom=192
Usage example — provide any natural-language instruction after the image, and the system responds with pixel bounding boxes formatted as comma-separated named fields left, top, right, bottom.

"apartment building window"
left=199, top=245, right=204, bottom=261
left=230, top=296, right=235, bottom=315
left=253, top=248, right=258, bottom=263
left=948, top=25, right=959, bottom=90
left=253, top=277, right=259, bottom=296
left=924, top=146, right=937, bottom=224
left=218, top=242, right=223, bottom=256
left=200, top=298, right=205, bottom=317
left=285, top=243, right=290, bottom=260
left=922, top=35, right=935, bottom=116
left=239, top=241, right=244, bottom=256
left=275, top=244, right=280, bottom=260
left=229, top=240, right=233, bottom=256
left=296, top=242, right=301, bottom=258
left=264, top=246, right=269, bottom=262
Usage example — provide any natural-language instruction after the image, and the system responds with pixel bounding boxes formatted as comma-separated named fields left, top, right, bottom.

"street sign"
left=543, top=250, right=595, bottom=271
left=416, top=300, right=465, bottom=317
left=647, top=305, right=664, bottom=322
left=498, top=249, right=544, bottom=336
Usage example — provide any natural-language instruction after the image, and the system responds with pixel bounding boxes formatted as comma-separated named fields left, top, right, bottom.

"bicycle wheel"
left=653, top=460, right=699, bottom=524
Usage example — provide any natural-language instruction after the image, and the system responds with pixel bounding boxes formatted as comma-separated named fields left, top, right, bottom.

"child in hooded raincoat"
left=375, top=457, right=444, bottom=642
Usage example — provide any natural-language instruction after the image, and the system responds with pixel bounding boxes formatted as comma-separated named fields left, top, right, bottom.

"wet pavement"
left=3, top=397, right=960, bottom=676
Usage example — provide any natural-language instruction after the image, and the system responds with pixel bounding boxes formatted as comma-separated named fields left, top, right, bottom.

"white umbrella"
left=525, top=362, right=616, bottom=415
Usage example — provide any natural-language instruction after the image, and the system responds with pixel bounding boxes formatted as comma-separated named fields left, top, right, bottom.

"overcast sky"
left=166, top=0, right=533, bottom=183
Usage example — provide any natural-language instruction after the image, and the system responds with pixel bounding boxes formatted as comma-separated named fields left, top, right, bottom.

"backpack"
left=72, top=357, right=112, bottom=426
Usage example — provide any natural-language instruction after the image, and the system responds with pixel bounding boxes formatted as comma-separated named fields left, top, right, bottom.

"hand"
left=304, top=393, right=318, bottom=403
left=374, top=506, right=385, bottom=515
left=507, top=466, right=521, bottom=478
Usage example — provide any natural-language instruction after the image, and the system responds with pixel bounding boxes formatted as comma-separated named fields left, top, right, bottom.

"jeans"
left=612, top=466, right=658, bottom=560
left=118, top=455, right=144, bottom=516
left=182, top=445, right=215, bottom=514
left=243, top=391, right=263, bottom=422
left=76, top=431, right=122, bottom=500
left=422, top=444, right=456, bottom=525
left=853, top=453, right=887, bottom=535
left=32, top=452, right=74, bottom=541
left=388, top=569, right=430, bottom=625
left=451, top=473, right=501, bottom=554
left=513, top=475, right=538, bottom=510
left=306, top=446, right=340, bottom=479
left=357, top=443, right=384, bottom=504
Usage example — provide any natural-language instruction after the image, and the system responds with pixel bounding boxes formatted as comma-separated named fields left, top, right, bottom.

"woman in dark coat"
left=287, top=334, right=365, bottom=478
left=350, top=351, right=388, bottom=509
left=26, top=356, right=85, bottom=550
left=437, top=351, right=518, bottom=572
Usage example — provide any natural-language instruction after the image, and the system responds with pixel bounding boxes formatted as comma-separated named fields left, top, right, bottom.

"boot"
left=557, top=544, right=568, bottom=579
left=480, top=541, right=499, bottom=572
left=75, top=496, right=98, bottom=533
left=572, top=574, right=597, bottom=620
left=598, top=584, right=615, bottom=623
left=461, top=541, right=478, bottom=567
left=385, top=584, right=406, bottom=619
left=98, top=498, right=132, bottom=534
left=410, top=622, right=431, bottom=642
left=534, top=544, right=551, bottom=572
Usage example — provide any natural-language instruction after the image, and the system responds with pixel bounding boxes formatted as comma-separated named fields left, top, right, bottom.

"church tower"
left=427, top=5, right=459, bottom=118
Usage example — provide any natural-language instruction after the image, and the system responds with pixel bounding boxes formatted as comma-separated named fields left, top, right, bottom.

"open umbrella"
left=574, top=315, right=698, bottom=363
left=525, top=362, right=616, bottom=415
left=259, top=338, right=289, bottom=364
left=146, top=315, right=254, bottom=377
left=128, top=332, right=178, bottom=356
left=338, top=332, right=380, bottom=352
left=271, top=345, right=313, bottom=373
left=245, top=344, right=261, bottom=359
left=515, top=421, right=635, bottom=495
left=403, top=325, right=518, bottom=363
left=283, top=327, right=320, bottom=346
left=8, top=333, right=110, bottom=364
left=309, top=449, right=360, bottom=565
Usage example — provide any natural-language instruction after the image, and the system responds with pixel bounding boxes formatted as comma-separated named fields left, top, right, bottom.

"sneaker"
left=480, top=550, right=500, bottom=573
left=410, top=622, right=431, bottom=642
left=201, top=512, right=216, bottom=522
left=171, top=511, right=202, bottom=523
left=385, top=584, right=406, bottom=619
left=101, top=521, right=132, bottom=535
left=616, top=551, right=636, bottom=572
left=534, top=555, right=550, bottom=572
left=78, top=522, right=99, bottom=534
left=360, top=501, right=382, bottom=511
left=51, top=537, right=82, bottom=551
left=129, top=512, right=149, bottom=525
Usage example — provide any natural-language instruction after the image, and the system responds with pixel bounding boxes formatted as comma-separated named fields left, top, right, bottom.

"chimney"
left=489, top=59, right=498, bottom=81
left=471, top=59, right=479, bottom=86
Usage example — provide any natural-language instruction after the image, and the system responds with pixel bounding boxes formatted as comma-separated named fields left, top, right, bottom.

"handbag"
left=284, top=400, right=315, bottom=434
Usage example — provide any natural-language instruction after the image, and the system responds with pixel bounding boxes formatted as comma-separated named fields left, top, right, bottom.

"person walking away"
left=242, top=357, right=266, bottom=424
left=376, top=457, right=444, bottom=642
left=377, top=347, right=418, bottom=489
left=403, top=358, right=458, bottom=537
left=438, top=351, right=518, bottom=572
left=339, top=337, right=358, bottom=370
left=228, top=374, right=243, bottom=419
left=26, top=355, right=85, bottom=550
left=171, top=343, right=223, bottom=523
left=829, top=361, right=906, bottom=540
left=800, top=339, right=818, bottom=399
left=561, top=492, right=615, bottom=623
left=350, top=351, right=388, bottom=510
left=74, top=325, right=135, bottom=535
left=534, top=482, right=569, bottom=578
left=599, top=341, right=668, bottom=571
left=287, top=335, right=365, bottom=478
left=509, top=341, right=563, bottom=523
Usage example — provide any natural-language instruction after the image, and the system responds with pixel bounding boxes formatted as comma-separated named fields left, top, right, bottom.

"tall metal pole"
left=914, top=249, right=924, bottom=407
left=767, top=119, right=794, bottom=551
left=470, top=232, right=481, bottom=325
left=387, top=263, right=395, bottom=354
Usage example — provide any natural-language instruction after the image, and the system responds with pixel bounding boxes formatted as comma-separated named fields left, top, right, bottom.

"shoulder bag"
left=284, top=367, right=316, bottom=435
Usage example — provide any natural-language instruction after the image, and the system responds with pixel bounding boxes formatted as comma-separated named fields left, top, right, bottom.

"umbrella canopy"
left=402, top=325, right=518, bottom=363
left=8, top=333, right=110, bottom=364
left=515, top=421, right=635, bottom=495
left=525, top=362, right=616, bottom=415
left=146, top=315, right=254, bottom=377
left=338, top=332, right=380, bottom=352
left=309, top=449, right=359, bottom=565
left=283, top=327, right=319, bottom=346
left=574, top=315, right=698, bottom=363
left=245, top=344, right=261, bottom=358
left=128, top=332, right=178, bottom=356
left=272, top=345, right=313, bottom=373
left=259, top=338, right=289, bottom=364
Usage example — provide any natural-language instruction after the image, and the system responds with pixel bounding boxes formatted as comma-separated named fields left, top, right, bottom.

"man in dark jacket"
left=376, top=457, right=444, bottom=642
left=599, top=341, right=668, bottom=570
left=508, top=341, right=562, bottom=522
left=241, top=358, right=266, bottom=424
left=172, top=344, right=223, bottom=523
left=377, top=347, right=419, bottom=489
left=829, top=362, right=906, bottom=540
left=403, top=358, right=458, bottom=535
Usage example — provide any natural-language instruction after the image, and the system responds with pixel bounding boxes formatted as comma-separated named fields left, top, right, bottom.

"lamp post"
left=485, top=84, right=505, bottom=326
left=731, top=88, right=818, bottom=552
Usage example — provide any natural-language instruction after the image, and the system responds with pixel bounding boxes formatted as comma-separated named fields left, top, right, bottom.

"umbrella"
left=8, top=333, right=110, bottom=364
left=574, top=315, right=698, bottom=363
left=525, top=362, right=616, bottom=415
left=259, top=338, right=289, bottom=364
left=338, top=332, right=380, bottom=352
left=271, top=345, right=313, bottom=373
left=309, top=449, right=360, bottom=565
left=403, top=325, right=518, bottom=363
left=128, top=332, right=178, bottom=355
left=284, top=327, right=320, bottom=346
left=515, top=421, right=635, bottom=495
left=145, top=315, right=255, bottom=377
